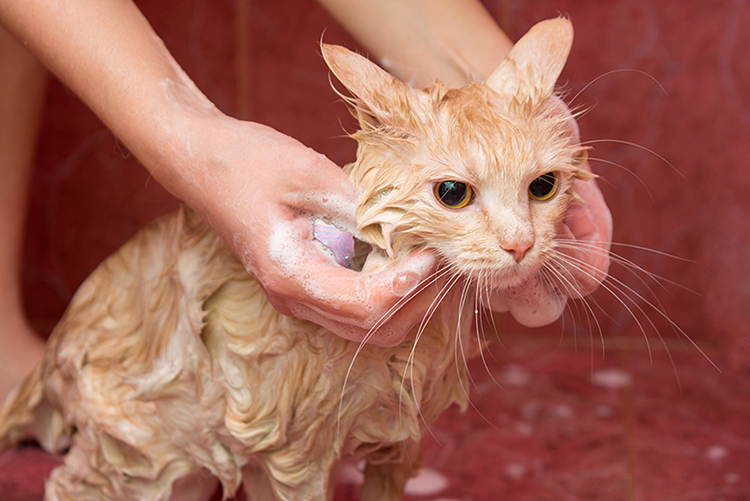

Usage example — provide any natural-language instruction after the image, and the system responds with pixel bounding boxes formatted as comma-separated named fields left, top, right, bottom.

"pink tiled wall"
left=23, top=0, right=750, bottom=362
left=9, top=0, right=750, bottom=499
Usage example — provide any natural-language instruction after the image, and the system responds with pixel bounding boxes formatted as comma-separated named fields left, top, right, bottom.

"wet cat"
left=0, top=18, right=595, bottom=501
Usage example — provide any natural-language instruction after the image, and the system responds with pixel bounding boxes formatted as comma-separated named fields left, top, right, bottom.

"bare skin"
left=0, top=25, right=46, bottom=400
left=0, top=0, right=612, bottom=400
left=317, top=0, right=514, bottom=88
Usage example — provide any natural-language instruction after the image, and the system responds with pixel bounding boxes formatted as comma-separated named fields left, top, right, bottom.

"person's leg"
left=0, top=26, right=48, bottom=401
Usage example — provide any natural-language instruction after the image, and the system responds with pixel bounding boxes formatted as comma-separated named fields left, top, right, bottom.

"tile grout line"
left=619, top=347, right=638, bottom=501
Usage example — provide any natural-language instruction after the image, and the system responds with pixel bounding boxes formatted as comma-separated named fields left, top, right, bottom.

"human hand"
left=0, top=0, right=439, bottom=346
left=168, top=113, right=438, bottom=346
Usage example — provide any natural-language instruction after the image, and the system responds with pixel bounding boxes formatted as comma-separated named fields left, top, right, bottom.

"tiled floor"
left=2, top=0, right=750, bottom=499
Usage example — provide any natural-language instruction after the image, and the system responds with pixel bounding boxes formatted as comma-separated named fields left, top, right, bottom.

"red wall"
left=22, top=0, right=750, bottom=369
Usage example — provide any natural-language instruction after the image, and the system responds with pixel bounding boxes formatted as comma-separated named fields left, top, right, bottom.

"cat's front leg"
left=359, top=440, right=423, bottom=501
left=240, top=453, right=335, bottom=501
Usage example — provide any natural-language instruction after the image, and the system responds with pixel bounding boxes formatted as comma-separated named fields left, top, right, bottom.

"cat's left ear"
left=321, top=43, right=418, bottom=130
left=485, top=17, right=574, bottom=102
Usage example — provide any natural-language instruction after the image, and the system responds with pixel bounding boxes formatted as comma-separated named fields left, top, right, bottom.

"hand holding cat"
left=155, top=114, right=442, bottom=347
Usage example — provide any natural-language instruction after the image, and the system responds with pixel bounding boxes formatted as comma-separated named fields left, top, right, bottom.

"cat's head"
left=323, top=18, right=592, bottom=289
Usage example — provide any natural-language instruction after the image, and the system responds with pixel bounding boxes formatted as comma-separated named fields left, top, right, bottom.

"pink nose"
left=505, top=242, right=532, bottom=263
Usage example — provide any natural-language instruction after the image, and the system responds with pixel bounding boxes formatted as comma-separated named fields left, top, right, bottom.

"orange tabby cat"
left=0, top=18, right=594, bottom=501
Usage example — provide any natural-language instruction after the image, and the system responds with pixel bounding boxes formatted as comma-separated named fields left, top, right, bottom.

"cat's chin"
left=479, top=267, right=537, bottom=290
left=486, top=274, right=527, bottom=290
left=477, top=254, right=553, bottom=290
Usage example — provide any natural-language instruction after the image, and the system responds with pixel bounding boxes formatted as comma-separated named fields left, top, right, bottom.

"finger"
left=263, top=214, right=439, bottom=342
left=559, top=174, right=613, bottom=294
left=571, top=174, right=613, bottom=244
left=281, top=250, right=439, bottom=345
left=285, top=261, right=440, bottom=347
left=493, top=275, right=567, bottom=327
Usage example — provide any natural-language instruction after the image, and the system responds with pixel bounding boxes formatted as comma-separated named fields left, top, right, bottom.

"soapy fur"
left=0, top=18, right=594, bottom=501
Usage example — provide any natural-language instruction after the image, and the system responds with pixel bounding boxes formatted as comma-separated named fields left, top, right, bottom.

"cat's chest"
left=217, top=291, right=480, bottom=457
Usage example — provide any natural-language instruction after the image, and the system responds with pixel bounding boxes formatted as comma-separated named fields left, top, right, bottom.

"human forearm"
left=0, top=0, right=216, bottom=201
left=316, top=0, right=512, bottom=87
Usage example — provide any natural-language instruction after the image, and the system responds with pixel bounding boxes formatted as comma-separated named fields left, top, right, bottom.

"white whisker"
left=399, top=272, right=462, bottom=443
left=552, top=248, right=721, bottom=380
left=549, top=251, right=656, bottom=362
left=579, top=139, right=682, bottom=177
left=543, top=261, right=606, bottom=359
left=555, top=240, right=698, bottom=296
left=471, top=278, right=505, bottom=390
left=586, top=156, right=655, bottom=201
left=336, top=265, right=454, bottom=441
left=567, top=68, right=668, bottom=106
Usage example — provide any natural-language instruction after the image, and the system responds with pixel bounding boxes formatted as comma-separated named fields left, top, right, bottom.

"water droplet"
left=392, top=271, right=418, bottom=296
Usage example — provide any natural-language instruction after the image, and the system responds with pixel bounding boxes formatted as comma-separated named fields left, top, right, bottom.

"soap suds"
left=403, top=467, right=449, bottom=496
left=591, top=368, right=633, bottom=389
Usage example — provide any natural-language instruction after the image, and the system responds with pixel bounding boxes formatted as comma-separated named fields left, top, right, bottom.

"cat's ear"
left=485, top=18, right=573, bottom=102
left=321, top=43, right=417, bottom=130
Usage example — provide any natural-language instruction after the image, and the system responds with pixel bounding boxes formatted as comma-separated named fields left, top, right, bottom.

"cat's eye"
left=434, top=181, right=474, bottom=209
left=528, top=172, right=558, bottom=201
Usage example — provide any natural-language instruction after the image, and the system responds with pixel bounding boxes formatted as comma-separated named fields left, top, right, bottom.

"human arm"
left=0, top=0, right=439, bottom=345
left=317, top=0, right=513, bottom=88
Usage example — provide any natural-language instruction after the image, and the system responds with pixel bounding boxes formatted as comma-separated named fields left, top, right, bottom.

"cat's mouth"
left=457, top=256, right=543, bottom=291
left=485, top=269, right=534, bottom=290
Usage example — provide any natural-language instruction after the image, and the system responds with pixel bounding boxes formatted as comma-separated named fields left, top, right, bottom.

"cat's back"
left=37, top=208, right=263, bottom=427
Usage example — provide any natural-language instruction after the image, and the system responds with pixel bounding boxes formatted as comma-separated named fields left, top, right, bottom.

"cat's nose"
left=505, top=242, right=532, bottom=263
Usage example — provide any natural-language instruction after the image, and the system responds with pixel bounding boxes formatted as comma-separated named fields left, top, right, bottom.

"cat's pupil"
left=435, top=181, right=473, bottom=209
left=528, top=172, right=558, bottom=200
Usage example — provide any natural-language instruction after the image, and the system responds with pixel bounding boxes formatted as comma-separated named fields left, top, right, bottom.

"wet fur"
left=0, top=18, right=592, bottom=501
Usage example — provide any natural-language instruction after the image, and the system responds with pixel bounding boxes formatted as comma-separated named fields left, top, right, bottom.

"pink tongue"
left=313, top=219, right=356, bottom=269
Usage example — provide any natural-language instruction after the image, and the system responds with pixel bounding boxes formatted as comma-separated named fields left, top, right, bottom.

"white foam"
left=505, top=463, right=528, bottom=480
left=500, top=365, right=531, bottom=387
left=591, top=368, right=633, bottom=389
left=404, top=467, right=449, bottom=496
left=725, top=472, right=740, bottom=484
left=514, top=421, right=534, bottom=436
left=391, top=270, right=419, bottom=297
left=265, top=213, right=438, bottom=342
left=706, top=445, right=729, bottom=460
left=267, top=217, right=365, bottom=309
left=303, top=190, right=358, bottom=234
left=552, top=404, right=575, bottom=420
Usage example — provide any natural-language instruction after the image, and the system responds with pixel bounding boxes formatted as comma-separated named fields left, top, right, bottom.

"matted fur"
left=0, top=18, right=593, bottom=501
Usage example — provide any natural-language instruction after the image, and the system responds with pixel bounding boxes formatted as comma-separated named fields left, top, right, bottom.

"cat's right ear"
left=321, top=43, right=417, bottom=131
